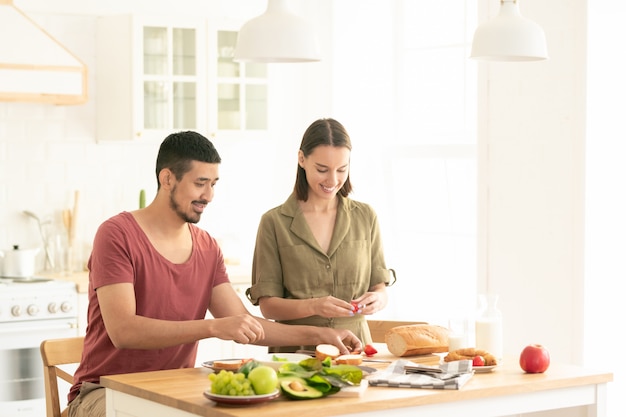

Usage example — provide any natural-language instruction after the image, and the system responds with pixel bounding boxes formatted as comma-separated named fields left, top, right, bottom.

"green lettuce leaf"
left=320, top=364, right=363, bottom=385
left=239, top=360, right=259, bottom=377
left=276, top=360, right=363, bottom=396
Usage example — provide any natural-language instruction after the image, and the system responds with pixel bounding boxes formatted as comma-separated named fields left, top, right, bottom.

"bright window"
left=331, top=0, right=478, bottom=323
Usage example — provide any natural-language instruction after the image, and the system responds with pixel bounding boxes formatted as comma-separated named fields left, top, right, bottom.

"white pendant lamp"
left=233, top=0, right=321, bottom=63
left=470, top=0, right=548, bottom=62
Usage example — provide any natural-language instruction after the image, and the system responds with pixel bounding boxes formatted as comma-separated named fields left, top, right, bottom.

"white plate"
left=254, top=353, right=312, bottom=370
left=473, top=365, right=497, bottom=373
left=203, top=389, right=280, bottom=405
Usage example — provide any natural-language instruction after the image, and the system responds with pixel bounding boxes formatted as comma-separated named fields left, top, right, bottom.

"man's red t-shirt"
left=69, top=212, right=229, bottom=403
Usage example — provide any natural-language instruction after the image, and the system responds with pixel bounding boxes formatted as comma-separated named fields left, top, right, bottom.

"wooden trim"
left=0, top=1, right=88, bottom=104
left=0, top=91, right=87, bottom=105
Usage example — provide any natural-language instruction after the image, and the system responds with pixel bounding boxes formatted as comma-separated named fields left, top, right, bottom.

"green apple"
left=247, top=365, right=278, bottom=395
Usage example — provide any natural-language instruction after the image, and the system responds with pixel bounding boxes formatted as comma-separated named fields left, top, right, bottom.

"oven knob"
left=27, top=304, right=40, bottom=316
left=60, top=302, right=73, bottom=313
left=11, top=305, right=21, bottom=317
left=48, top=302, right=59, bottom=313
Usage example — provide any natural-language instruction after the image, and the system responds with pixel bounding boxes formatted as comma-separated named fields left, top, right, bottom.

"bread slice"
left=315, top=344, right=340, bottom=361
left=335, top=354, right=363, bottom=365
left=212, top=359, right=244, bottom=371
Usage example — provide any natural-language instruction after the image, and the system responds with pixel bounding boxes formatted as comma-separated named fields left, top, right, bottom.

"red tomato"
left=472, top=355, right=485, bottom=366
left=363, top=344, right=378, bottom=357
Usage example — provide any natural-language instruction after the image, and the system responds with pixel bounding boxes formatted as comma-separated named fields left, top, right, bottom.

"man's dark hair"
left=155, top=131, right=221, bottom=188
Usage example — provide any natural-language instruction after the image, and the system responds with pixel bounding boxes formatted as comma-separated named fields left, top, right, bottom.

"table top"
left=40, top=270, right=89, bottom=293
left=101, top=347, right=613, bottom=417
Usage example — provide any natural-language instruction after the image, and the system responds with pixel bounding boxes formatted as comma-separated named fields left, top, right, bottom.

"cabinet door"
left=207, top=22, right=269, bottom=139
left=97, top=15, right=207, bottom=142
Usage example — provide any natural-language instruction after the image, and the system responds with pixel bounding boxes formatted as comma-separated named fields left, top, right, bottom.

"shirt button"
left=326, top=264, right=331, bottom=269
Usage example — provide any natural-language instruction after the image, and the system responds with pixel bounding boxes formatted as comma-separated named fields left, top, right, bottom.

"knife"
left=361, top=358, right=392, bottom=363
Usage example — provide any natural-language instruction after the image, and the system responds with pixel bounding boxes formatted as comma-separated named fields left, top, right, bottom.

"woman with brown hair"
left=248, top=118, right=391, bottom=352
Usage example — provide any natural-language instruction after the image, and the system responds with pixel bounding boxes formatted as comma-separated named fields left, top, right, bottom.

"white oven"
left=0, top=278, right=79, bottom=417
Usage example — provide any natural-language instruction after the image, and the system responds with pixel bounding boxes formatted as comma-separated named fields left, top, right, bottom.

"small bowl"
left=253, top=353, right=312, bottom=370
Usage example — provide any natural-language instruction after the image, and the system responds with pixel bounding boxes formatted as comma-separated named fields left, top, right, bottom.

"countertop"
left=43, top=264, right=250, bottom=294
left=40, top=270, right=89, bottom=293
left=101, top=345, right=614, bottom=417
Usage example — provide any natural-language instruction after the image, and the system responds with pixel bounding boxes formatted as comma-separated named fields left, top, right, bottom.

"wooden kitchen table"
left=101, top=347, right=613, bottom=417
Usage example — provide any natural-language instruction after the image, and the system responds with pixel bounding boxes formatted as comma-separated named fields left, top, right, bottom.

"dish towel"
left=367, top=359, right=474, bottom=390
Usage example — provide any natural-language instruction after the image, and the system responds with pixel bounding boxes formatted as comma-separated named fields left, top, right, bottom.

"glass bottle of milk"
left=475, top=294, right=503, bottom=361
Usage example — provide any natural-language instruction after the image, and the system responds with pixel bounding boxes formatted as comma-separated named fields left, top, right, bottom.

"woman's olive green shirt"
left=248, top=193, right=390, bottom=352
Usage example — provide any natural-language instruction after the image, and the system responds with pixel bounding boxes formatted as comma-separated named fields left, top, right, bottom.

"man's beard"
left=169, top=185, right=201, bottom=224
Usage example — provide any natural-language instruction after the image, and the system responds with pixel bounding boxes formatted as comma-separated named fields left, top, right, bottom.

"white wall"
left=585, top=1, right=626, bottom=415
left=478, top=0, right=586, bottom=364
left=479, top=0, right=622, bottom=415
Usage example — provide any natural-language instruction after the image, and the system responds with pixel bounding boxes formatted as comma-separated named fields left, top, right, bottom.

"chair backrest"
left=40, top=336, right=85, bottom=417
left=367, top=320, right=428, bottom=343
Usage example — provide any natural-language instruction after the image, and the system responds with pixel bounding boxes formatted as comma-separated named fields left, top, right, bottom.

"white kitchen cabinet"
left=96, top=15, right=207, bottom=142
left=96, top=14, right=269, bottom=143
left=206, top=19, right=269, bottom=139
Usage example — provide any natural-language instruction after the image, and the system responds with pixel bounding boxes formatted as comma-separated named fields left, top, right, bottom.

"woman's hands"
left=310, top=295, right=356, bottom=318
left=311, top=284, right=388, bottom=318
left=352, top=283, right=388, bottom=315
left=258, top=283, right=389, bottom=321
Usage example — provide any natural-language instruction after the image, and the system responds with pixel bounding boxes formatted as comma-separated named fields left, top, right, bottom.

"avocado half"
left=279, top=377, right=324, bottom=400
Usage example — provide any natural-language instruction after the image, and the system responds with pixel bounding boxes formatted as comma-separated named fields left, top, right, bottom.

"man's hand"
left=318, top=327, right=363, bottom=355
left=211, top=314, right=265, bottom=344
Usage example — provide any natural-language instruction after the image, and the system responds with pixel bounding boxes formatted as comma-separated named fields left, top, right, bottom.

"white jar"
left=448, top=318, right=469, bottom=351
left=475, top=294, right=503, bottom=360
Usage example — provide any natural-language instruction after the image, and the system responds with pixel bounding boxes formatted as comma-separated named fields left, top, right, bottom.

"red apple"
left=519, top=344, right=550, bottom=373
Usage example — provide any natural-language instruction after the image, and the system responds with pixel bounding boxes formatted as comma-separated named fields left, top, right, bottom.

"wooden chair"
left=367, top=320, right=427, bottom=343
left=40, top=336, right=85, bottom=417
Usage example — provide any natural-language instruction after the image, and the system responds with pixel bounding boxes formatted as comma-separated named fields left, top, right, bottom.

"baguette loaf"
left=385, top=324, right=449, bottom=357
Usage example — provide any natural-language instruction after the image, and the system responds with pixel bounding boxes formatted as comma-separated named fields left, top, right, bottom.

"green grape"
left=208, top=370, right=256, bottom=396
